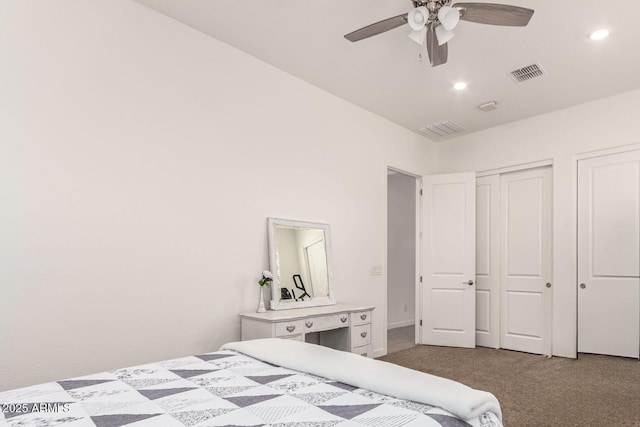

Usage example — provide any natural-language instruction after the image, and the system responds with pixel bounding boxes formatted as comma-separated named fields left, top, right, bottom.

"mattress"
left=0, top=339, right=502, bottom=427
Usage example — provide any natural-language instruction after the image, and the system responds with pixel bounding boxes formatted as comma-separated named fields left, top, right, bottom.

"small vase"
left=257, top=286, right=266, bottom=313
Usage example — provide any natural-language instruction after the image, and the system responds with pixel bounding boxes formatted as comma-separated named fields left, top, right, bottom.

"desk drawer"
left=352, top=311, right=372, bottom=326
left=303, top=314, right=350, bottom=333
left=351, top=323, right=371, bottom=347
left=275, top=320, right=303, bottom=337
left=353, top=344, right=372, bottom=358
left=315, top=313, right=350, bottom=331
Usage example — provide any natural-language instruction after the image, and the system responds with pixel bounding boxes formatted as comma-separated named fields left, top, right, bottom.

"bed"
left=0, top=339, right=502, bottom=427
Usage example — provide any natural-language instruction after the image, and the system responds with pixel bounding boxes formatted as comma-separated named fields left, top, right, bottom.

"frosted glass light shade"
left=438, top=6, right=460, bottom=31
left=408, top=6, right=429, bottom=31
left=408, top=27, right=427, bottom=45
left=435, top=25, right=455, bottom=45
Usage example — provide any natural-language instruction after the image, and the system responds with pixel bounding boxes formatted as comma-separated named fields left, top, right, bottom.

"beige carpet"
left=378, top=345, right=640, bottom=426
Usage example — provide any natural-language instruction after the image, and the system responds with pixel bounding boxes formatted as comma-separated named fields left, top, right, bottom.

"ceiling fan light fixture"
left=435, top=25, right=455, bottom=46
left=408, top=6, right=429, bottom=31
left=408, top=27, right=427, bottom=45
left=438, top=6, right=460, bottom=31
left=344, top=2, right=535, bottom=67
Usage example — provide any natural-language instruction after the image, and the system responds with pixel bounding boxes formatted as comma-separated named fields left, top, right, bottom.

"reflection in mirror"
left=267, top=218, right=335, bottom=310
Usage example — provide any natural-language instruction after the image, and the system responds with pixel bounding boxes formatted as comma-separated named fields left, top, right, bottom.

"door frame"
left=385, top=165, right=422, bottom=355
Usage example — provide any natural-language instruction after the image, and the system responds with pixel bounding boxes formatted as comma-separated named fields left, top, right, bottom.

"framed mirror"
left=267, top=217, right=335, bottom=310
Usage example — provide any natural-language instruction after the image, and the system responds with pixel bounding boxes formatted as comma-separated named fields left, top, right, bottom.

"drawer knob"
left=360, top=314, right=367, bottom=321
left=286, top=325, right=296, bottom=333
left=360, top=331, right=367, bottom=338
left=340, top=315, right=347, bottom=323
left=305, top=321, right=313, bottom=328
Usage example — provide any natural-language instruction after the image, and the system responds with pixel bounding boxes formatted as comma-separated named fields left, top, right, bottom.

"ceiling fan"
left=344, top=1, right=534, bottom=67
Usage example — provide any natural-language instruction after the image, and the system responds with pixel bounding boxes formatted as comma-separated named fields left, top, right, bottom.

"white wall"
left=436, top=88, right=640, bottom=357
left=0, top=0, right=437, bottom=391
left=387, top=172, right=416, bottom=329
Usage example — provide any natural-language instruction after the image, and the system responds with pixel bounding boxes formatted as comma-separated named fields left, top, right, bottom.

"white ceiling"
left=135, top=0, right=640, bottom=142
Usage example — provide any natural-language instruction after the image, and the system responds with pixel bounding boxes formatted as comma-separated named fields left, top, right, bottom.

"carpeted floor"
left=378, top=345, right=640, bottom=426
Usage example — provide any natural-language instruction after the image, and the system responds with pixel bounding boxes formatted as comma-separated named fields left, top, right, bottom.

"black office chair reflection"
left=292, top=274, right=311, bottom=301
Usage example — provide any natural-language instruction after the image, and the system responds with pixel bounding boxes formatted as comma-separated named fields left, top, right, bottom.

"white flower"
left=258, top=270, right=273, bottom=287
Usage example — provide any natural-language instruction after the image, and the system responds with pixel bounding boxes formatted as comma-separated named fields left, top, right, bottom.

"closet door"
left=500, top=167, right=553, bottom=355
left=578, top=151, right=640, bottom=358
left=421, top=172, right=476, bottom=348
left=476, top=175, right=500, bottom=348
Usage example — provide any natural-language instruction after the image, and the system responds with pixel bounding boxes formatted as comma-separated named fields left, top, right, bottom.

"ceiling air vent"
left=419, top=120, right=465, bottom=139
left=510, top=63, right=545, bottom=83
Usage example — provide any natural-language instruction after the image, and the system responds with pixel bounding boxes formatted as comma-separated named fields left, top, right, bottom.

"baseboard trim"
left=387, top=320, right=415, bottom=330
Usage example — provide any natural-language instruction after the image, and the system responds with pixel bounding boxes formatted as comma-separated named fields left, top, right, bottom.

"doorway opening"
left=387, top=168, right=418, bottom=353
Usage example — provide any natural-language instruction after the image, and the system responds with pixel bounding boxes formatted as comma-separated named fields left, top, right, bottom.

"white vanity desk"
left=240, top=303, right=375, bottom=358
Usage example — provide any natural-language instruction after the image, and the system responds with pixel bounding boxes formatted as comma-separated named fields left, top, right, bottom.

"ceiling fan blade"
left=452, top=3, right=534, bottom=26
left=426, top=24, right=448, bottom=67
left=344, top=14, right=408, bottom=42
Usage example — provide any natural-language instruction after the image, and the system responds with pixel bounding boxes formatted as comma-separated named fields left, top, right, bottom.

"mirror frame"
left=267, top=217, right=336, bottom=310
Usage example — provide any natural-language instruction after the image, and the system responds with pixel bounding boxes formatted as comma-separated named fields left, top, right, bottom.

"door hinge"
left=419, top=320, right=423, bottom=326
left=419, top=276, right=422, bottom=283
left=420, top=189, right=423, bottom=196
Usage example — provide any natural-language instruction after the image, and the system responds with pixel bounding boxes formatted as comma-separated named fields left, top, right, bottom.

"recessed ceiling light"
left=589, top=29, right=609, bottom=41
left=453, top=81, right=467, bottom=90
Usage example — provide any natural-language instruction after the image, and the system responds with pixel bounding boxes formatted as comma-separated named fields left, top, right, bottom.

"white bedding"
left=0, top=339, right=502, bottom=427
left=221, top=338, right=502, bottom=422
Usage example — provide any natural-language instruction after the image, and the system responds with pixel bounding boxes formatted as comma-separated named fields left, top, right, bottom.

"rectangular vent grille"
left=510, top=63, right=545, bottom=83
left=420, top=120, right=465, bottom=138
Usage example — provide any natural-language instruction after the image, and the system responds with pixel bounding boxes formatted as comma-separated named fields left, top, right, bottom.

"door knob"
left=580, top=283, right=586, bottom=289
left=546, top=283, right=552, bottom=288
left=463, top=280, right=474, bottom=286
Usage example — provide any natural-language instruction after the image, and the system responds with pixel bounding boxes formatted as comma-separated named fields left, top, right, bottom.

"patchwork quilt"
left=0, top=349, right=502, bottom=427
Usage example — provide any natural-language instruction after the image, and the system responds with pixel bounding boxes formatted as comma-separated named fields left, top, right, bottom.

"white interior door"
left=476, top=175, right=500, bottom=348
left=500, top=167, right=552, bottom=355
left=421, top=172, right=476, bottom=348
left=578, top=151, right=640, bottom=358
